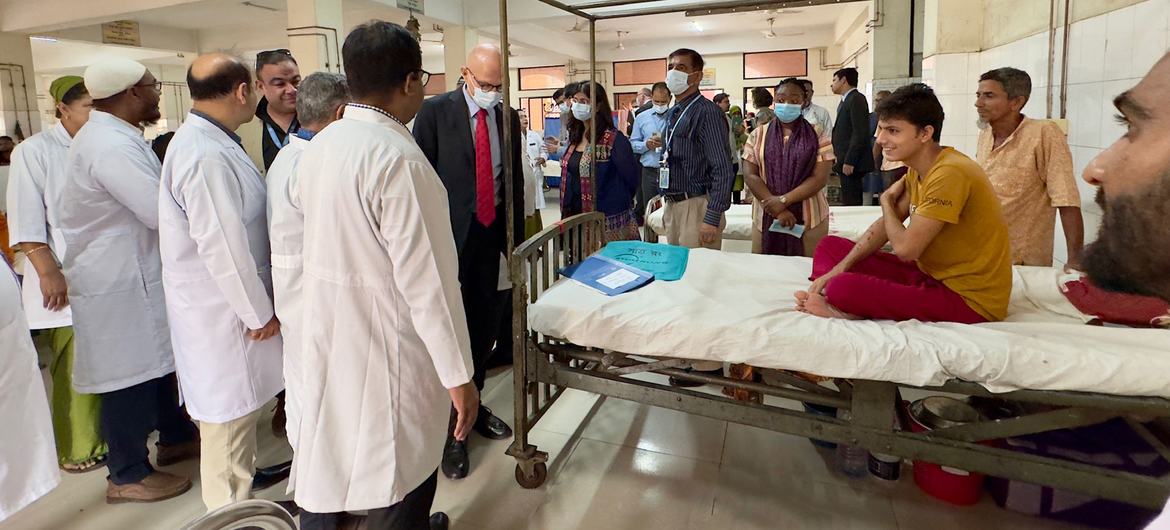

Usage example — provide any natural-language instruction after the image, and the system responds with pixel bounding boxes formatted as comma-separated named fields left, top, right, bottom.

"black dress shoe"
left=252, top=460, right=292, bottom=492
left=274, top=499, right=300, bottom=517
left=441, top=437, right=469, bottom=480
left=474, top=406, right=512, bottom=440
left=668, top=368, right=724, bottom=388
left=429, top=512, right=450, bottom=530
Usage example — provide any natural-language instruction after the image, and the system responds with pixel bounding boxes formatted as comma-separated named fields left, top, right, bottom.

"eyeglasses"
left=416, top=69, right=431, bottom=87
left=135, top=80, right=163, bottom=92
left=467, top=71, right=501, bottom=93
left=256, top=49, right=293, bottom=64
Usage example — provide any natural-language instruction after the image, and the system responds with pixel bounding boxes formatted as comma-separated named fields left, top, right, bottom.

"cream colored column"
left=442, top=27, right=478, bottom=91
left=286, top=0, right=344, bottom=74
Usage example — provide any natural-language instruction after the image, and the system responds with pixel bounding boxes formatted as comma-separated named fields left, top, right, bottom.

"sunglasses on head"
left=256, top=49, right=293, bottom=63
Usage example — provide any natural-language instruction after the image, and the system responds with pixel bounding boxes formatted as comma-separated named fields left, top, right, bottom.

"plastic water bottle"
left=836, top=410, right=869, bottom=478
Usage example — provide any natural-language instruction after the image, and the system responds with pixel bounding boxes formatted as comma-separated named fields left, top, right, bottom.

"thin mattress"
left=529, top=249, right=1170, bottom=398
left=646, top=204, right=882, bottom=242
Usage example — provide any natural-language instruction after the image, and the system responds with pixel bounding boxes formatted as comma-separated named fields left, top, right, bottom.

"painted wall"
left=0, top=33, right=44, bottom=138
left=922, top=0, right=1170, bottom=265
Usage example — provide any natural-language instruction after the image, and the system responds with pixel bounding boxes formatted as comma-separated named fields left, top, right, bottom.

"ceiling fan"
left=566, top=19, right=588, bottom=33
left=613, top=31, right=629, bottom=50
left=762, top=17, right=803, bottom=38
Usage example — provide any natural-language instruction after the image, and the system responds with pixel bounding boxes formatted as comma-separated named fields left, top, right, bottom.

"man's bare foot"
left=794, top=290, right=810, bottom=311
left=803, top=293, right=861, bottom=320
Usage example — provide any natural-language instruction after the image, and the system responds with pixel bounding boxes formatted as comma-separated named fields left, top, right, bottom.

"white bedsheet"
left=646, top=204, right=882, bottom=243
left=529, top=249, right=1170, bottom=398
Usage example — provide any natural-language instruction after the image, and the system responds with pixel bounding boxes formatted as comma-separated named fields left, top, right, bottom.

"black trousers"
left=300, top=471, right=439, bottom=530
left=458, top=207, right=508, bottom=393
left=634, top=166, right=660, bottom=224
left=838, top=171, right=864, bottom=206
left=99, top=373, right=198, bottom=484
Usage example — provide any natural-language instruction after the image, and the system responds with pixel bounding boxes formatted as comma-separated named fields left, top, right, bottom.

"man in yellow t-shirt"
left=796, top=84, right=1013, bottom=323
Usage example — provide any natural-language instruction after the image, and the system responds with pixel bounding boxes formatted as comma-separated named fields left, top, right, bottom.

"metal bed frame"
left=505, top=213, right=1170, bottom=508
left=491, top=0, right=1170, bottom=510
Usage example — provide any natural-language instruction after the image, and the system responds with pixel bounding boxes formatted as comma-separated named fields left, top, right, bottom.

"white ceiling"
left=25, top=0, right=868, bottom=75
left=30, top=38, right=193, bottom=75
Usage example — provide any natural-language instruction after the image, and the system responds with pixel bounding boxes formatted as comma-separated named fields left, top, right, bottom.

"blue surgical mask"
left=571, top=102, right=593, bottom=121
left=775, top=103, right=803, bottom=123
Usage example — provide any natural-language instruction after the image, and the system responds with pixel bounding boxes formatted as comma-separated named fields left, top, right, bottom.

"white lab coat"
left=47, top=111, right=174, bottom=394
left=524, top=129, right=547, bottom=210
left=293, top=105, right=474, bottom=513
left=158, top=113, right=283, bottom=423
left=265, top=133, right=307, bottom=458
left=0, top=261, right=59, bottom=522
left=6, top=123, right=73, bottom=330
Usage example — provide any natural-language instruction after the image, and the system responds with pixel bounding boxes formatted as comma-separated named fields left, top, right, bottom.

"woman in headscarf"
left=742, top=77, right=834, bottom=256
left=560, top=81, right=640, bottom=242
left=6, top=75, right=108, bottom=473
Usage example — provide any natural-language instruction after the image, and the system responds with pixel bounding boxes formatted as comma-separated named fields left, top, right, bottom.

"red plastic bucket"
left=907, top=398, right=985, bottom=506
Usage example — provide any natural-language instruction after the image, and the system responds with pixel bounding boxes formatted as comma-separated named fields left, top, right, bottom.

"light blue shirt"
left=629, top=106, right=668, bottom=168
left=464, top=86, right=503, bottom=203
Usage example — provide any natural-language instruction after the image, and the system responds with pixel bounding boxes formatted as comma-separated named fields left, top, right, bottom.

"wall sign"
left=101, top=21, right=141, bottom=47
left=397, top=0, right=425, bottom=11
left=699, top=67, right=717, bottom=87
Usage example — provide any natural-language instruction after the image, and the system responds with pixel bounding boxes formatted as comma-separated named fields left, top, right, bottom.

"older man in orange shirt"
left=975, top=67, right=1084, bottom=267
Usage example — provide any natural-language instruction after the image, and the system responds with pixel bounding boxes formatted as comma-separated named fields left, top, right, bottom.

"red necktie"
left=475, top=109, right=496, bottom=227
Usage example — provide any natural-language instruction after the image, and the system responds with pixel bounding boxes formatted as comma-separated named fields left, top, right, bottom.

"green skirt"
left=48, top=327, right=108, bottom=465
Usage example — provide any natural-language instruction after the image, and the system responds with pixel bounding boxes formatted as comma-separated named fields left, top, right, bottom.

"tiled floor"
left=1, top=194, right=1088, bottom=529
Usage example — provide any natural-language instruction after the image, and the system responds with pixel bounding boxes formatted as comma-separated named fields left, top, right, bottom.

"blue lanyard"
left=664, top=96, right=701, bottom=162
left=266, top=123, right=288, bottom=149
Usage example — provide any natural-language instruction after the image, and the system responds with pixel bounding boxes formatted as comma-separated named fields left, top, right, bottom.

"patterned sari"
left=561, top=129, right=640, bottom=243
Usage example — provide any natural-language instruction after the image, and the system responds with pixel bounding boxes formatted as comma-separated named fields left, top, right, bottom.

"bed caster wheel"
left=515, top=462, right=547, bottom=489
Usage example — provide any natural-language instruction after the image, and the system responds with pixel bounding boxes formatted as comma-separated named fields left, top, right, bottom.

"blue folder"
left=598, top=241, right=690, bottom=281
left=559, top=255, right=654, bottom=296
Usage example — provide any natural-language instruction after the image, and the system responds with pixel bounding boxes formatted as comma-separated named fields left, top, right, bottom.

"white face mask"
left=472, top=85, right=502, bottom=109
left=571, top=102, right=592, bottom=121
left=665, top=69, right=693, bottom=96
left=560, top=102, right=571, bottom=113
left=652, top=103, right=669, bottom=114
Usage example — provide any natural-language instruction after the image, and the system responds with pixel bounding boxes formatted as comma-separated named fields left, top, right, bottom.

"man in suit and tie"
left=830, top=67, right=874, bottom=206
left=412, top=43, right=524, bottom=481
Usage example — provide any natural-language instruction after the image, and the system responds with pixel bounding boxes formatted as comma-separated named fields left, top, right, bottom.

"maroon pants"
left=811, top=236, right=988, bottom=324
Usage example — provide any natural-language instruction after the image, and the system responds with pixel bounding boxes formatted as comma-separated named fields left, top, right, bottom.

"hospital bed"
left=644, top=199, right=882, bottom=243
left=505, top=212, right=1170, bottom=509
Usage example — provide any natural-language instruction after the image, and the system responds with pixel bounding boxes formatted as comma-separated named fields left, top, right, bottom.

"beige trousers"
left=198, top=408, right=263, bottom=510
left=663, top=195, right=725, bottom=372
left=662, top=196, right=726, bottom=251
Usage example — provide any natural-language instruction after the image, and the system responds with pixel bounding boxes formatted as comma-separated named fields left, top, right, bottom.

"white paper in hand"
left=768, top=221, right=806, bottom=238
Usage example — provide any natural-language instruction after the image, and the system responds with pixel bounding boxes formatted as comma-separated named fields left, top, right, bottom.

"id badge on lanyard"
left=661, top=97, right=700, bottom=191
left=266, top=123, right=288, bottom=149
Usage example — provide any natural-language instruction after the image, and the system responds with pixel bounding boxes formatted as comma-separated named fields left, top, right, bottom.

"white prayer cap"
left=84, top=58, right=147, bottom=99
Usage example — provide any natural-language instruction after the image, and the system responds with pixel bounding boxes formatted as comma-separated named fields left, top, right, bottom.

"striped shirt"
left=663, top=92, right=735, bottom=226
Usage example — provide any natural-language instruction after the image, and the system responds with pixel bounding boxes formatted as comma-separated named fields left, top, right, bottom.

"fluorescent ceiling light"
left=30, top=36, right=59, bottom=43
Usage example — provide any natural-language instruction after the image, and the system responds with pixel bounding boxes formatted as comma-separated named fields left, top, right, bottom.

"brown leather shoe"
left=156, top=440, right=200, bottom=467
left=106, top=471, right=192, bottom=504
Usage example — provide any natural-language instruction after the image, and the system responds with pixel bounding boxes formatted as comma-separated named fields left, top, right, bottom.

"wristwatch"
left=778, top=195, right=788, bottom=204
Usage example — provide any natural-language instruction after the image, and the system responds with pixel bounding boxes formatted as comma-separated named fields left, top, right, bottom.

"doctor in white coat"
left=293, top=22, right=476, bottom=530
left=0, top=259, right=59, bottom=522
left=48, top=58, right=199, bottom=504
left=266, top=72, right=347, bottom=466
left=6, top=75, right=109, bottom=473
left=158, top=54, right=283, bottom=511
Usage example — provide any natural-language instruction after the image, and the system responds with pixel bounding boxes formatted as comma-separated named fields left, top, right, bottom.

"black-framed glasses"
left=256, top=49, right=293, bottom=64
left=417, top=69, right=431, bottom=87
left=135, top=80, right=163, bottom=92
